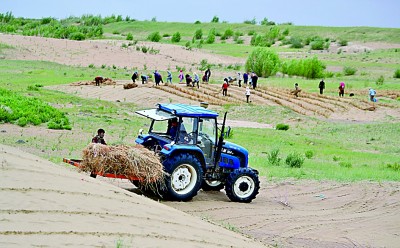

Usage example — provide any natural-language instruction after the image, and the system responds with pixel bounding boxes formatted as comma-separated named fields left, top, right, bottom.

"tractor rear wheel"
left=201, top=179, right=224, bottom=191
left=225, top=168, right=260, bottom=203
left=162, top=153, right=203, bottom=201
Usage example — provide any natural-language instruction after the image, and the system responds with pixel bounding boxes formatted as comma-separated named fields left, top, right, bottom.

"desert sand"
left=0, top=144, right=265, bottom=248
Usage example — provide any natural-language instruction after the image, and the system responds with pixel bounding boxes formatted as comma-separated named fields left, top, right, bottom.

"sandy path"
left=0, top=144, right=265, bottom=248
left=164, top=180, right=400, bottom=248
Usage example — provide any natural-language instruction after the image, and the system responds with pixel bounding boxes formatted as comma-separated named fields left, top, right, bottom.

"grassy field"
left=1, top=19, right=400, bottom=182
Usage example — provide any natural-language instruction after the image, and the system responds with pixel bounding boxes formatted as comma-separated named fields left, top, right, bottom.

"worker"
left=92, top=128, right=107, bottom=145
left=94, top=76, right=103, bottom=86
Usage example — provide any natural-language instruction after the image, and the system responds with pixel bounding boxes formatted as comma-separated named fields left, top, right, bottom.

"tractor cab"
left=136, top=103, right=219, bottom=166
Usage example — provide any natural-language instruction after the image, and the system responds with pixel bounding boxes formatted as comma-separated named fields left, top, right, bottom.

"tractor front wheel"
left=162, top=153, right=203, bottom=201
left=225, top=168, right=260, bottom=203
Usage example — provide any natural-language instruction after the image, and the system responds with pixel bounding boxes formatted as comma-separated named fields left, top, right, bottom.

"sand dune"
left=0, top=144, right=265, bottom=247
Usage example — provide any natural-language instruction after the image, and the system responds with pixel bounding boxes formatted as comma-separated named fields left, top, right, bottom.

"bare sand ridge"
left=0, top=144, right=265, bottom=248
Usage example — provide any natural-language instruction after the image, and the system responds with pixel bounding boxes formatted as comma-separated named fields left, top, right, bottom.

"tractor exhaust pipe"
left=214, top=112, right=227, bottom=167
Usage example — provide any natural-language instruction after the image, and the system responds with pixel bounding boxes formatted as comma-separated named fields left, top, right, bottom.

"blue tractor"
left=135, top=103, right=260, bottom=203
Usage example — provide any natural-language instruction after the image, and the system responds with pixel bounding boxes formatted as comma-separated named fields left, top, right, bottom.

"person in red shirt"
left=92, top=129, right=107, bottom=145
left=222, top=78, right=229, bottom=96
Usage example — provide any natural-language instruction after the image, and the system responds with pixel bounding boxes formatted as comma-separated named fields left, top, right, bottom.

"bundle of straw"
left=80, top=143, right=164, bottom=186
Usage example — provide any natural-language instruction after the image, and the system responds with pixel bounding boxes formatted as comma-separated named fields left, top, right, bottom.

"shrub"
left=267, top=148, right=281, bottom=166
left=386, top=162, right=400, bottom=171
left=338, top=39, right=348, bottom=46
left=171, top=32, right=181, bottom=42
left=17, top=117, right=28, bottom=127
left=194, top=20, right=201, bottom=24
left=248, top=30, right=255, bottom=36
left=310, top=39, right=324, bottom=50
left=27, top=85, right=39, bottom=91
left=147, top=31, right=161, bottom=42
left=376, top=75, right=384, bottom=85
left=343, top=66, right=357, bottom=76
left=0, top=88, right=70, bottom=129
left=126, top=32, right=133, bottom=40
left=162, top=33, right=170, bottom=37
left=339, top=161, right=352, bottom=168
left=141, top=46, right=148, bottom=53
left=285, top=152, right=305, bottom=168
left=276, top=123, right=289, bottom=130
left=394, top=69, right=400, bottom=78
left=281, top=56, right=325, bottom=79
left=333, top=155, right=341, bottom=161
left=194, top=29, right=203, bottom=40
left=88, top=63, right=95, bottom=68
left=211, top=16, right=219, bottom=23
left=185, top=41, right=191, bottom=50
left=245, top=48, right=280, bottom=77
left=305, top=150, right=314, bottom=159
left=69, top=32, right=85, bottom=40
left=290, top=37, right=303, bottom=48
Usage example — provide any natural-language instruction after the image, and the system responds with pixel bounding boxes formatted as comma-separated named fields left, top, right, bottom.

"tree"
left=245, top=48, right=280, bottom=77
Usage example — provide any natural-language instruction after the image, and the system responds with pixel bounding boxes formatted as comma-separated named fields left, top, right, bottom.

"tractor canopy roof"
left=158, top=103, right=218, bottom=118
left=136, top=103, right=218, bottom=120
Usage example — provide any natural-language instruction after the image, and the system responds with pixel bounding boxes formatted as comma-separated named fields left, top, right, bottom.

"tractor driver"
left=168, top=118, right=178, bottom=139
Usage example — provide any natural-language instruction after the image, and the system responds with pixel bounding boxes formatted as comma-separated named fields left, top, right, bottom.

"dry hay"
left=123, top=83, right=138, bottom=89
left=70, top=78, right=117, bottom=86
left=80, top=143, right=164, bottom=186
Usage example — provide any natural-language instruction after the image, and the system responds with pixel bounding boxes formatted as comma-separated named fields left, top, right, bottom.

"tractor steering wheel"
left=183, top=132, right=196, bottom=144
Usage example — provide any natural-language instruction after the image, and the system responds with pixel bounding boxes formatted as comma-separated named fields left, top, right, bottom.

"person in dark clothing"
left=168, top=118, right=179, bottom=139
left=92, top=128, right=107, bottom=145
left=185, top=74, right=192, bottom=86
left=154, top=70, right=163, bottom=86
left=319, top=79, right=325, bottom=94
left=141, top=74, right=148, bottom=84
left=204, top=68, right=211, bottom=82
left=251, top=72, right=258, bottom=89
left=131, top=72, right=138, bottom=83
left=243, top=72, right=248, bottom=85
left=94, top=76, right=103, bottom=86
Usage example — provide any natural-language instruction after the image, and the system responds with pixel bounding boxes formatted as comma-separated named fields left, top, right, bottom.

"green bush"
left=27, top=85, right=39, bottom=91
left=285, top=152, right=305, bottom=168
left=339, top=162, right=352, bottom=168
left=211, top=16, right=219, bottom=23
left=310, top=39, right=324, bottom=50
left=171, top=32, right=181, bottom=42
left=126, top=32, right=133, bottom=40
left=147, top=31, right=161, bottom=42
left=376, top=75, right=385, bottom=85
left=194, top=29, right=203, bottom=39
left=338, top=39, right=348, bottom=46
left=0, top=88, right=71, bottom=129
left=245, top=48, right=280, bottom=77
left=394, top=69, right=400, bottom=78
left=267, top=148, right=282, bottom=166
left=290, top=37, right=304, bottom=48
left=386, top=162, right=400, bottom=171
left=276, top=123, right=289, bottom=130
left=305, top=150, right=314, bottom=159
left=281, top=56, right=325, bottom=79
left=69, top=32, right=85, bottom=40
left=343, top=66, right=357, bottom=76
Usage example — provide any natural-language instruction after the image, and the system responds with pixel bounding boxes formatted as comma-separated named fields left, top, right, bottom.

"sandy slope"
left=0, top=144, right=265, bottom=248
